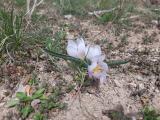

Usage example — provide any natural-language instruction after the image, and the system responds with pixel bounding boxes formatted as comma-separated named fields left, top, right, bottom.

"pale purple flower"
left=67, top=38, right=109, bottom=84
left=88, top=57, right=108, bottom=84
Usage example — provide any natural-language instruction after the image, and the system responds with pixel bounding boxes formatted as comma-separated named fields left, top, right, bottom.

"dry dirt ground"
left=51, top=18, right=160, bottom=120
left=0, top=2, right=160, bottom=120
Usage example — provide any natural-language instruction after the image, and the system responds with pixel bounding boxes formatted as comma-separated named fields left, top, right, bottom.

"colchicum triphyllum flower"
left=67, top=37, right=108, bottom=84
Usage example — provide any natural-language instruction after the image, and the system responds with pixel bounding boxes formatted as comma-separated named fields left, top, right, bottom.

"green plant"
left=7, top=85, right=66, bottom=119
left=15, top=0, right=26, bottom=6
left=54, top=0, right=90, bottom=15
left=33, top=112, right=44, bottom=120
left=118, top=34, right=129, bottom=47
left=45, top=30, right=66, bottom=53
left=29, top=74, right=38, bottom=86
left=98, top=0, right=136, bottom=24
left=54, top=0, right=119, bottom=16
left=66, top=84, right=75, bottom=93
left=143, top=106, right=160, bottom=120
left=0, top=8, right=23, bottom=53
left=44, top=30, right=66, bottom=71
left=142, top=34, right=152, bottom=45
left=39, top=87, right=66, bottom=113
left=99, top=11, right=116, bottom=23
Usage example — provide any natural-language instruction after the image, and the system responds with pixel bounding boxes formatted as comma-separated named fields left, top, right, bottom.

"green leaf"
left=34, top=88, right=45, bottom=95
left=16, top=92, right=31, bottom=101
left=21, top=106, right=33, bottom=119
left=39, top=95, right=48, bottom=100
left=43, top=49, right=88, bottom=67
left=33, top=112, right=44, bottom=120
left=32, top=88, right=45, bottom=99
left=6, top=98, right=19, bottom=107
left=106, top=60, right=129, bottom=67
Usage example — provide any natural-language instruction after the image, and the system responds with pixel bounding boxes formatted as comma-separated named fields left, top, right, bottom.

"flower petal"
left=67, top=40, right=78, bottom=58
left=100, top=75, right=107, bottom=85
left=100, top=61, right=108, bottom=72
left=68, top=40, right=77, bottom=49
left=91, top=55, right=105, bottom=62
left=77, top=38, right=86, bottom=59
left=67, top=46, right=78, bottom=58
left=77, top=38, right=85, bottom=51
left=67, top=38, right=86, bottom=59
left=86, top=45, right=102, bottom=61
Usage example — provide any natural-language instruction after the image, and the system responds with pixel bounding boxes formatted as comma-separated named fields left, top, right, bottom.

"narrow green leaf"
left=32, top=88, right=45, bottom=99
left=16, top=92, right=31, bottom=101
left=34, top=88, right=45, bottom=95
left=43, top=48, right=88, bottom=67
left=44, top=48, right=81, bottom=61
left=21, top=106, right=33, bottom=119
left=106, top=60, right=129, bottom=67
left=6, top=98, right=19, bottom=107
left=34, top=112, right=44, bottom=120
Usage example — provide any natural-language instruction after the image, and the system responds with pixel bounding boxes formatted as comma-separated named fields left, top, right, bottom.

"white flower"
left=88, top=59, right=108, bottom=84
left=86, top=45, right=103, bottom=62
left=67, top=38, right=86, bottom=59
left=67, top=38, right=104, bottom=62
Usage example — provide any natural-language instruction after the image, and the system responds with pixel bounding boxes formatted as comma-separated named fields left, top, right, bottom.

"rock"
left=138, top=83, right=145, bottom=90
left=64, top=15, right=73, bottom=19
left=128, top=82, right=137, bottom=89
left=63, top=75, right=73, bottom=82
left=136, top=75, right=144, bottom=81
left=114, top=79, right=122, bottom=87
left=39, top=53, right=46, bottom=59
